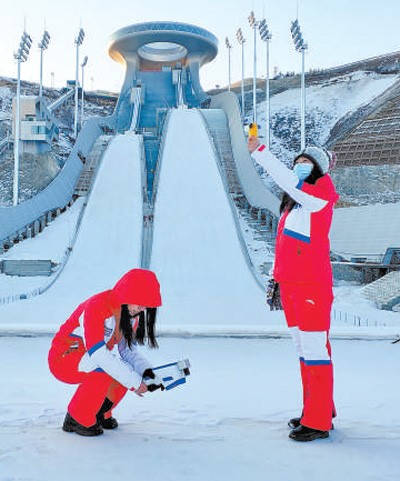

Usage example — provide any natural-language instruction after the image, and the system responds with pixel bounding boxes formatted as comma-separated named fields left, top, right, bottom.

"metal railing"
left=141, top=110, right=172, bottom=269
left=129, top=87, right=142, bottom=132
left=0, top=136, right=113, bottom=305
left=208, top=91, right=280, bottom=216
left=0, top=135, right=10, bottom=155
left=48, top=88, right=75, bottom=112
left=0, top=114, right=115, bottom=250
left=331, top=307, right=391, bottom=327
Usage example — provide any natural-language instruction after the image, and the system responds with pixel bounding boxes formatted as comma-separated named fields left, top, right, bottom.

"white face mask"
left=293, top=163, right=313, bottom=180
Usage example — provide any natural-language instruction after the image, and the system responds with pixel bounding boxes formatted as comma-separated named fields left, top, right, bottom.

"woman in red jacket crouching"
left=48, top=268, right=163, bottom=436
left=249, top=137, right=339, bottom=442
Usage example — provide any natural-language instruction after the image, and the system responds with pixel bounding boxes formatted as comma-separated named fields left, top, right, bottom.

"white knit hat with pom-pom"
left=300, top=146, right=334, bottom=174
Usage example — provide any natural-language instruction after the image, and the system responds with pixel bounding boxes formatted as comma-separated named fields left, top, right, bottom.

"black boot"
left=288, top=416, right=335, bottom=430
left=289, top=424, right=329, bottom=442
left=288, top=417, right=301, bottom=429
left=96, top=398, right=118, bottom=430
left=62, top=413, right=103, bottom=436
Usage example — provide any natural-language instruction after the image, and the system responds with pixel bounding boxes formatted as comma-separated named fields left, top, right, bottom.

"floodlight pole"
left=13, top=59, right=21, bottom=206
left=74, top=41, right=79, bottom=138
left=225, top=38, right=232, bottom=91
left=13, top=31, right=32, bottom=206
left=301, top=47, right=306, bottom=150
left=241, top=40, right=245, bottom=118
left=73, top=28, right=85, bottom=139
left=252, top=23, right=257, bottom=123
left=290, top=19, right=308, bottom=150
left=259, top=19, right=272, bottom=149
left=39, top=48, right=44, bottom=98
left=266, top=38, right=270, bottom=148
left=81, top=56, right=88, bottom=128
left=236, top=28, right=246, bottom=119
left=38, top=31, right=50, bottom=99
left=248, top=11, right=258, bottom=124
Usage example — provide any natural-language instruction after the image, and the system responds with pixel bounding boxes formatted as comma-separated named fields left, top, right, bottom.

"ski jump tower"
left=108, top=22, right=218, bottom=132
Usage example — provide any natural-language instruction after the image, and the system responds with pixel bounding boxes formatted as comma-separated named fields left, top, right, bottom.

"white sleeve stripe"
left=252, top=148, right=328, bottom=212
left=90, top=344, right=143, bottom=389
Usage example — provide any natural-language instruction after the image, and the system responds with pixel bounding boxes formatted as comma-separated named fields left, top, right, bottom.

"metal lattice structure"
left=332, top=92, right=400, bottom=166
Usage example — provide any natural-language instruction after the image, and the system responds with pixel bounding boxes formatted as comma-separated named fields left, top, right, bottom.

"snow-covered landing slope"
left=0, top=134, right=143, bottom=326
left=151, top=109, right=272, bottom=327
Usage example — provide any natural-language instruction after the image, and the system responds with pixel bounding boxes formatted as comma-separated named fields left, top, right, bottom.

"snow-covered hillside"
left=251, top=71, right=398, bottom=162
left=0, top=77, right=116, bottom=205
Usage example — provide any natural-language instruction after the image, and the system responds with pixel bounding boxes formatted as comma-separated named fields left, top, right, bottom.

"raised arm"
left=251, top=145, right=328, bottom=212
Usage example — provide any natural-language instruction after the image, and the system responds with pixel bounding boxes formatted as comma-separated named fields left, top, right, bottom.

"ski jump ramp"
left=151, top=109, right=271, bottom=327
left=0, top=134, right=143, bottom=327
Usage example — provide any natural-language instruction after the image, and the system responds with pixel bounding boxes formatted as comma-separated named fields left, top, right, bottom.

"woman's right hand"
left=248, top=136, right=260, bottom=154
left=134, top=381, right=148, bottom=397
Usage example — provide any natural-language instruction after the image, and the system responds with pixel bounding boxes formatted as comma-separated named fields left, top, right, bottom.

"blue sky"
left=1, top=0, right=399, bottom=93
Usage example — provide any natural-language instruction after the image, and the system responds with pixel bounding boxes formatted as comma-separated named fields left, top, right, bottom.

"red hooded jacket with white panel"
left=50, top=269, right=162, bottom=390
left=252, top=145, right=339, bottom=285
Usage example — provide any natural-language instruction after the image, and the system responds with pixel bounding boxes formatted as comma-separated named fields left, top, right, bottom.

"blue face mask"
left=293, top=163, right=313, bottom=180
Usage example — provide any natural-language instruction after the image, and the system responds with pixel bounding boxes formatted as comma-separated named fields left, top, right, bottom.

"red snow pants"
left=48, top=334, right=128, bottom=427
left=280, top=282, right=335, bottom=431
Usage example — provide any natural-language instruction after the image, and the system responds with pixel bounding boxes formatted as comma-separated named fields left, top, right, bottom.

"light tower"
left=236, top=28, right=246, bottom=119
left=225, top=37, right=233, bottom=91
left=80, top=55, right=88, bottom=127
left=38, top=30, right=50, bottom=98
left=290, top=19, right=308, bottom=150
left=248, top=10, right=259, bottom=124
left=13, top=31, right=32, bottom=206
left=73, top=28, right=85, bottom=138
left=259, top=19, right=272, bottom=149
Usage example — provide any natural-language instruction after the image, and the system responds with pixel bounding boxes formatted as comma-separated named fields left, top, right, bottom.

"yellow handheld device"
left=249, top=122, right=258, bottom=138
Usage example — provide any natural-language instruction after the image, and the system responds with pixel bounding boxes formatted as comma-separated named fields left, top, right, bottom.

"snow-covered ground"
left=1, top=336, right=400, bottom=481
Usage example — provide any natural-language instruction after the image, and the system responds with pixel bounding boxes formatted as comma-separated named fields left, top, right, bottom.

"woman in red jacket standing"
left=249, top=138, right=339, bottom=442
left=48, top=268, right=163, bottom=436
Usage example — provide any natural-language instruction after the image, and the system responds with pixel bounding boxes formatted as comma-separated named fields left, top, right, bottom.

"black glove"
left=266, top=278, right=283, bottom=311
left=142, top=368, right=165, bottom=392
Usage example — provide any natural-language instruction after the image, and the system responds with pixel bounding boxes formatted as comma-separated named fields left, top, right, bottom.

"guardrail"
left=332, top=307, right=389, bottom=327
left=208, top=91, right=280, bottom=216
left=141, top=110, right=172, bottom=269
left=0, top=135, right=10, bottom=154
left=0, top=115, right=114, bottom=252
left=0, top=136, right=113, bottom=305
left=48, top=89, right=75, bottom=112
left=129, top=87, right=142, bottom=132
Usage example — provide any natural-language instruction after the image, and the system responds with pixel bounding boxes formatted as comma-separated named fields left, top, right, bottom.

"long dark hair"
left=279, top=154, right=324, bottom=214
left=120, top=305, right=158, bottom=349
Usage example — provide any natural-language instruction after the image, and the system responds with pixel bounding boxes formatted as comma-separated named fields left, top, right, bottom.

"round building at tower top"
left=108, top=21, right=218, bottom=70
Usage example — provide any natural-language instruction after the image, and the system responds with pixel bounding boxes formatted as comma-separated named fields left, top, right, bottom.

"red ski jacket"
left=50, top=269, right=162, bottom=389
left=252, top=146, right=339, bottom=285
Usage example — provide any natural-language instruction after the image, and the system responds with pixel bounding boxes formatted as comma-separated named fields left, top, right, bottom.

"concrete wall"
left=331, top=163, right=400, bottom=206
